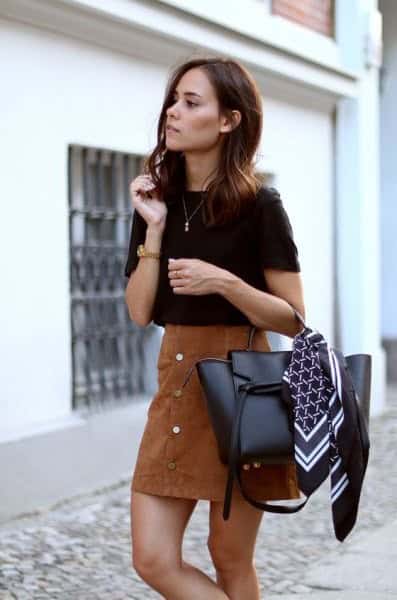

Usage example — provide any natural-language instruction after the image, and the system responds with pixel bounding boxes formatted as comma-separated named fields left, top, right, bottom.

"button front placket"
left=165, top=343, right=189, bottom=476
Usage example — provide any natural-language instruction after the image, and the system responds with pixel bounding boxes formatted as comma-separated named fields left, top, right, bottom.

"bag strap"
left=222, top=383, right=309, bottom=520
left=247, top=303, right=307, bottom=350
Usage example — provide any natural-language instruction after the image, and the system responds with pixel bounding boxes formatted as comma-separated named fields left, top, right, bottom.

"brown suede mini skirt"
left=131, top=323, right=301, bottom=502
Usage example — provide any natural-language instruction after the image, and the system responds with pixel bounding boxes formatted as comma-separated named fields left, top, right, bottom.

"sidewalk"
left=0, top=387, right=396, bottom=599
left=269, top=518, right=397, bottom=599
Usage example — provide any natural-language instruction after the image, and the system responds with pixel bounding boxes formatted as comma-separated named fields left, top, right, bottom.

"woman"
left=124, top=56, right=305, bottom=600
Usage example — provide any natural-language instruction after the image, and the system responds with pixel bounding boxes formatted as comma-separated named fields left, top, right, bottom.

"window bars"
left=68, top=145, right=155, bottom=411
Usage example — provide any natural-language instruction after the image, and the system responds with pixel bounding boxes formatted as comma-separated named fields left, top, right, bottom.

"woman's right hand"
left=129, top=175, right=167, bottom=233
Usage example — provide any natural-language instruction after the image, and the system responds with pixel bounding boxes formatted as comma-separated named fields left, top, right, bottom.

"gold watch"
left=137, top=244, right=161, bottom=259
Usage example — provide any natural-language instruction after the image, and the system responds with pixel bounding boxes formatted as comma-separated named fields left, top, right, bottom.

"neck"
left=183, top=146, right=220, bottom=191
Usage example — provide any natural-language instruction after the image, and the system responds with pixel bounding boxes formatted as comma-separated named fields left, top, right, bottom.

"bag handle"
left=222, top=384, right=309, bottom=520
left=247, top=303, right=307, bottom=350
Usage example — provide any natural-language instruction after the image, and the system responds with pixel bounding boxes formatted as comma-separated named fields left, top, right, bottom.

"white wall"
left=0, top=18, right=346, bottom=436
left=334, top=0, right=386, bottom=414
left=0, top=19, right=169, bottom=436
left=260, top=97, right=334, bottom=342
left=379, top=0, right=397, bottom=339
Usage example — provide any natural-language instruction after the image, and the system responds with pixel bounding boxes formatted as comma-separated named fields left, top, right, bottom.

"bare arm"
left=124, top=226, right=163, bottom=327
left=124, top=174, right=167, bottom=327
left=167, top=257, right=305, bottom=337
left=216, top=269, right=305, bottom=338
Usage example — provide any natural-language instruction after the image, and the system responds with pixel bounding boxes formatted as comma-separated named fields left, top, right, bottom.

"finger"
left=168, top=264, right=181, bottom=274
left=169, top=269, right=188, bottom=280
left=138, top=180, right=155, bottom=192
left=131, top=188, right=151, bottom=202
left=169, top=273, right=185, bottom=283
left=131, top=177, right=155, bottom=192
left=170, top=270, right=179, bottom=278
left=168, top=258, right=186, bottom=269
left=171, top=282, right=189, bottom=292
left=130, top=176, right=149, bottom=188
left=169, top=277, right=189, bottom=288
left=136, top=186, right=154, bottom=200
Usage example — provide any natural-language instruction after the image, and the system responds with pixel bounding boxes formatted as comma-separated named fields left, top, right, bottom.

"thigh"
left=131, top=490, right=198, bottom=565
left=208, top=489, right=264, bottom=566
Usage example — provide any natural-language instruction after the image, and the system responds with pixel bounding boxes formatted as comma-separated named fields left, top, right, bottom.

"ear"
left=220, top=110, right=242, bottom=133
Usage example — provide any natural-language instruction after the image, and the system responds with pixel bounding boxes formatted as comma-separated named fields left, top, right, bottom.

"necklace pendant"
left=184, top=221, right=189, bottom=232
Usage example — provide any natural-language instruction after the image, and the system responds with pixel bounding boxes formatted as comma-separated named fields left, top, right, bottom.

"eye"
left=171, top=97, right=198, bottom=108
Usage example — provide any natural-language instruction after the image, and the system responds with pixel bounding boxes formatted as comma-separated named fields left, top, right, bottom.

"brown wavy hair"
left=143, top=56, right=265, bottom=227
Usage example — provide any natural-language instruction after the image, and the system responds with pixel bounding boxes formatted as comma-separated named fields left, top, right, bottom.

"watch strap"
left=137, top=244, right=161, bottom=259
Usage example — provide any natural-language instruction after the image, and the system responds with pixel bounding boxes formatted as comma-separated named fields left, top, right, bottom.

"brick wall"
left=272, top=0, right=334, bottom=37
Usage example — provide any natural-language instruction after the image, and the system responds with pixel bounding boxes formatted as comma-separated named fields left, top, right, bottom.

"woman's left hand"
left=168, top=258, right=231, bottom=295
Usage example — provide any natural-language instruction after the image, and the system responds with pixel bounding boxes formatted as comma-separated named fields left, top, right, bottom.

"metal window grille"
left=68, top=145, right=158, bottom=411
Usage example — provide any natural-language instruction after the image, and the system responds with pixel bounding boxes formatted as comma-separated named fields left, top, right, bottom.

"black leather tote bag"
left=181, top=307, right=371, bottom=520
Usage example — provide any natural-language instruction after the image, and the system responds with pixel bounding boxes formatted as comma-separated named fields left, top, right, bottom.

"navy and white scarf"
left=282, top=327, right=368, bottom=541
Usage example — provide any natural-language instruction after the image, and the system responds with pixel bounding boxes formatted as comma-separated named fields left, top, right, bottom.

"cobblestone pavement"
left=1, top=389, right=396, bottom=599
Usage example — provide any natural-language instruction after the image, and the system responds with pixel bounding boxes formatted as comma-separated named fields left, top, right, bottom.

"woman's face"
left=165, top=68, right=226, bottom=153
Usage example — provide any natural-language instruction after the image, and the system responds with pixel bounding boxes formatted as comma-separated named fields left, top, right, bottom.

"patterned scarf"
left=282, top=327, right=363, bottom=541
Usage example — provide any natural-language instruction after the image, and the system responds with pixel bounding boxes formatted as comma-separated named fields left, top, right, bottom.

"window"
left=68, top=145, right=156, bottom=410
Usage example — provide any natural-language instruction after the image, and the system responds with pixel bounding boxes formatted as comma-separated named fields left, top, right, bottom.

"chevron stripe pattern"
left=282, top=329, right=350, bottom=504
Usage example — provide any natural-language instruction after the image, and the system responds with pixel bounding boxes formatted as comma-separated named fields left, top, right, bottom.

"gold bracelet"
left=137, top=244, right=161, bottom=259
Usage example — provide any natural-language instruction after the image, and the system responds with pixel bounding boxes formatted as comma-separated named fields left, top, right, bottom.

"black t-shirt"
left=124, top=186, right=300, bottom=327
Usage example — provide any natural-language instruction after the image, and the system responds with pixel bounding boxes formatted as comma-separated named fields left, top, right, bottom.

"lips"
left=166, top=124, right=179, bottom=133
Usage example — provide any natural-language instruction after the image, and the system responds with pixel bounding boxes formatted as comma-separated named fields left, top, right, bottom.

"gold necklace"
left=182, top=192, right=205, bottom=232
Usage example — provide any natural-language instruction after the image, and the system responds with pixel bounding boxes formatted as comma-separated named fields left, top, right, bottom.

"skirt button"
left=167, top=461, right=176, bottom=470
left=173, top=389, right=182, bottom=398
left=172, top=425, right=181, bottom=434
left=176, top=353, right=184, bottom=361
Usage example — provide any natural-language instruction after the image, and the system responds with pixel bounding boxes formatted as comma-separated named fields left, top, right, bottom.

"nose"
left=166, top=100, right=179, bottom=119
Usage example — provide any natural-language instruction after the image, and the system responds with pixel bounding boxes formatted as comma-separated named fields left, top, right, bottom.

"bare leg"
left=208, top=488, right=264, bottom=600
left=131, top=490, right=230, bottom=599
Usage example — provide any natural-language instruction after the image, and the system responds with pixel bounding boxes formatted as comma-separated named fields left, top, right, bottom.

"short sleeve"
left=257, top=187, right=300, bottom=272
left=124, top=209, right=147, bottom=278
